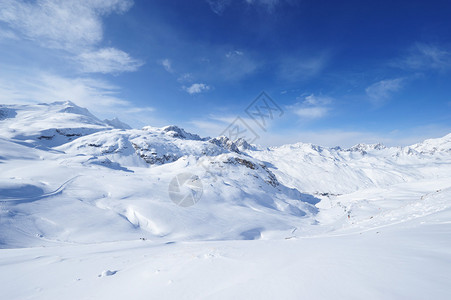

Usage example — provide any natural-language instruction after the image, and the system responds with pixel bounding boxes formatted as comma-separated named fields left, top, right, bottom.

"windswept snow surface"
left=0, top=102, right=450, bottom=299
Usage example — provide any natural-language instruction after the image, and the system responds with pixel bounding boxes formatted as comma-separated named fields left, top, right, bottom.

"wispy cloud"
left=399, top=43, right=451, bottom=71
left=0, top=0, right=141, bottom=74
left=0, top=0, right=132, bottom=51
left=207, top=0, right=294, bottom=15
left=159, top=58, right=174, bottom=73
left=206, top=0, right=232, bottom=15
left=225, top=50, right=243, bottom=58
left=78, top=48, right=143, bottom=74
left=278, top=53, right=330, bottom=81
left=294, top=107, right=329, bottom=119
left=365, top=78, right=404, bottom=105
left=0, top=27, right=17, bottom=40
left=123, top=107, right=155, bottom=114
left=0, top=68, right=164, bottom=128
left=289, top=94, right=333, bottom=119
left=177, top=73, right=194, bottom=83
left=0, top=71, right=126, bottom=108
left=184, top=83, right=211, bottom=94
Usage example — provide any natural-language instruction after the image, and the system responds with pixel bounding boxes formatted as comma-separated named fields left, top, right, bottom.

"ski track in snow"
left=0, top=176, right=80, bottom=202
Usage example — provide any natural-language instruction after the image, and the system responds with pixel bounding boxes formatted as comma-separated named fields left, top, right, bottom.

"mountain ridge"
left=0, top=101, right=450, bottom=249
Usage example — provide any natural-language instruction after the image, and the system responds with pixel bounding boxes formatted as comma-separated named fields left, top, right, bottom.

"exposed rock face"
left=161, top=125, right=203, bottom=140
left=209, top=136, right=240, bottom=153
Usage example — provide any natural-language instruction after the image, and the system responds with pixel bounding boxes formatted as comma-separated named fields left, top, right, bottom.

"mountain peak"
left=348, top=143, right=387, bottom=153
left=160, top=125, right=203, bottom=140
left=408, top=133, right=451, bottom=153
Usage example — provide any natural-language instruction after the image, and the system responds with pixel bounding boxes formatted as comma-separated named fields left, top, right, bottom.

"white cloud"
left=159, top=58, right=174, bottom=73
left=184, top=83, right=210, bottom=94
left=78, top=48, right=143, bottom=74
left=302, top=94, right=332, bottom=106
left=0, top=0, right=141, bottom=74
left=206, top=0, right=232, bottom=15
left=294, top=106, right=329, bottom=119
left=0, top=68, right=165, bottom=128
left=0, top=0, right=132, bottom=51
left=177, top=73, right=194, bottom=83
left=400, top=43, right=451, bottom=71
left=365, top=78, right=404, bottom=105
left=123, top=107, right=155, bottom=114
left=291, top=94, right=333, bottom=119
left=225, top=50, right=243, bottom=58
left=0, top=71, right=126, bottom=108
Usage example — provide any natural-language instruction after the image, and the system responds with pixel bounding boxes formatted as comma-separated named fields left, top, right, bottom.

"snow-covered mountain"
left=0, top=101, right=130, bottom=147
left=0, top=101, right=319, bottom=247
left=1, top=101, right=451, bottom=300
left=247, top=135, right=451, bottom=194
left=1, top=100, right=450, bottom=246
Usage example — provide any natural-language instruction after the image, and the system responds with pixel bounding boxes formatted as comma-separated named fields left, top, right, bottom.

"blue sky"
left=0, top=0, right=450, bottom=147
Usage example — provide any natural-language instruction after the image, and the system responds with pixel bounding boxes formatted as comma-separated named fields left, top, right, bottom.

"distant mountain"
left=247, top=134, right=451, bottom=194
left=0, top=101, right=131, bottom=147
left=103, top=117, right=132, bottom=130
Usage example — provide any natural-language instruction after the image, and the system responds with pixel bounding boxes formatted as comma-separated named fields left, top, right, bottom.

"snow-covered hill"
left=247, top=135, right=451, bottom=194
left=0, top=101, right=128, bottom=147
left=0, top=101, right=450, bottom=299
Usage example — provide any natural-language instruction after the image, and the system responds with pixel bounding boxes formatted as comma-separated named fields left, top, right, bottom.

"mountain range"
left=1, top=101, right=450, bottom=299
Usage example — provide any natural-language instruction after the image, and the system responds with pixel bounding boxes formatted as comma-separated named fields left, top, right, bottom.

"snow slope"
left=247, top=136, right=451, bottom=194
left=0, top=102, right=317, bottom=248
left=2, top=215, right=451, bottom=300
left=0, top=101, right=450, bottom=299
